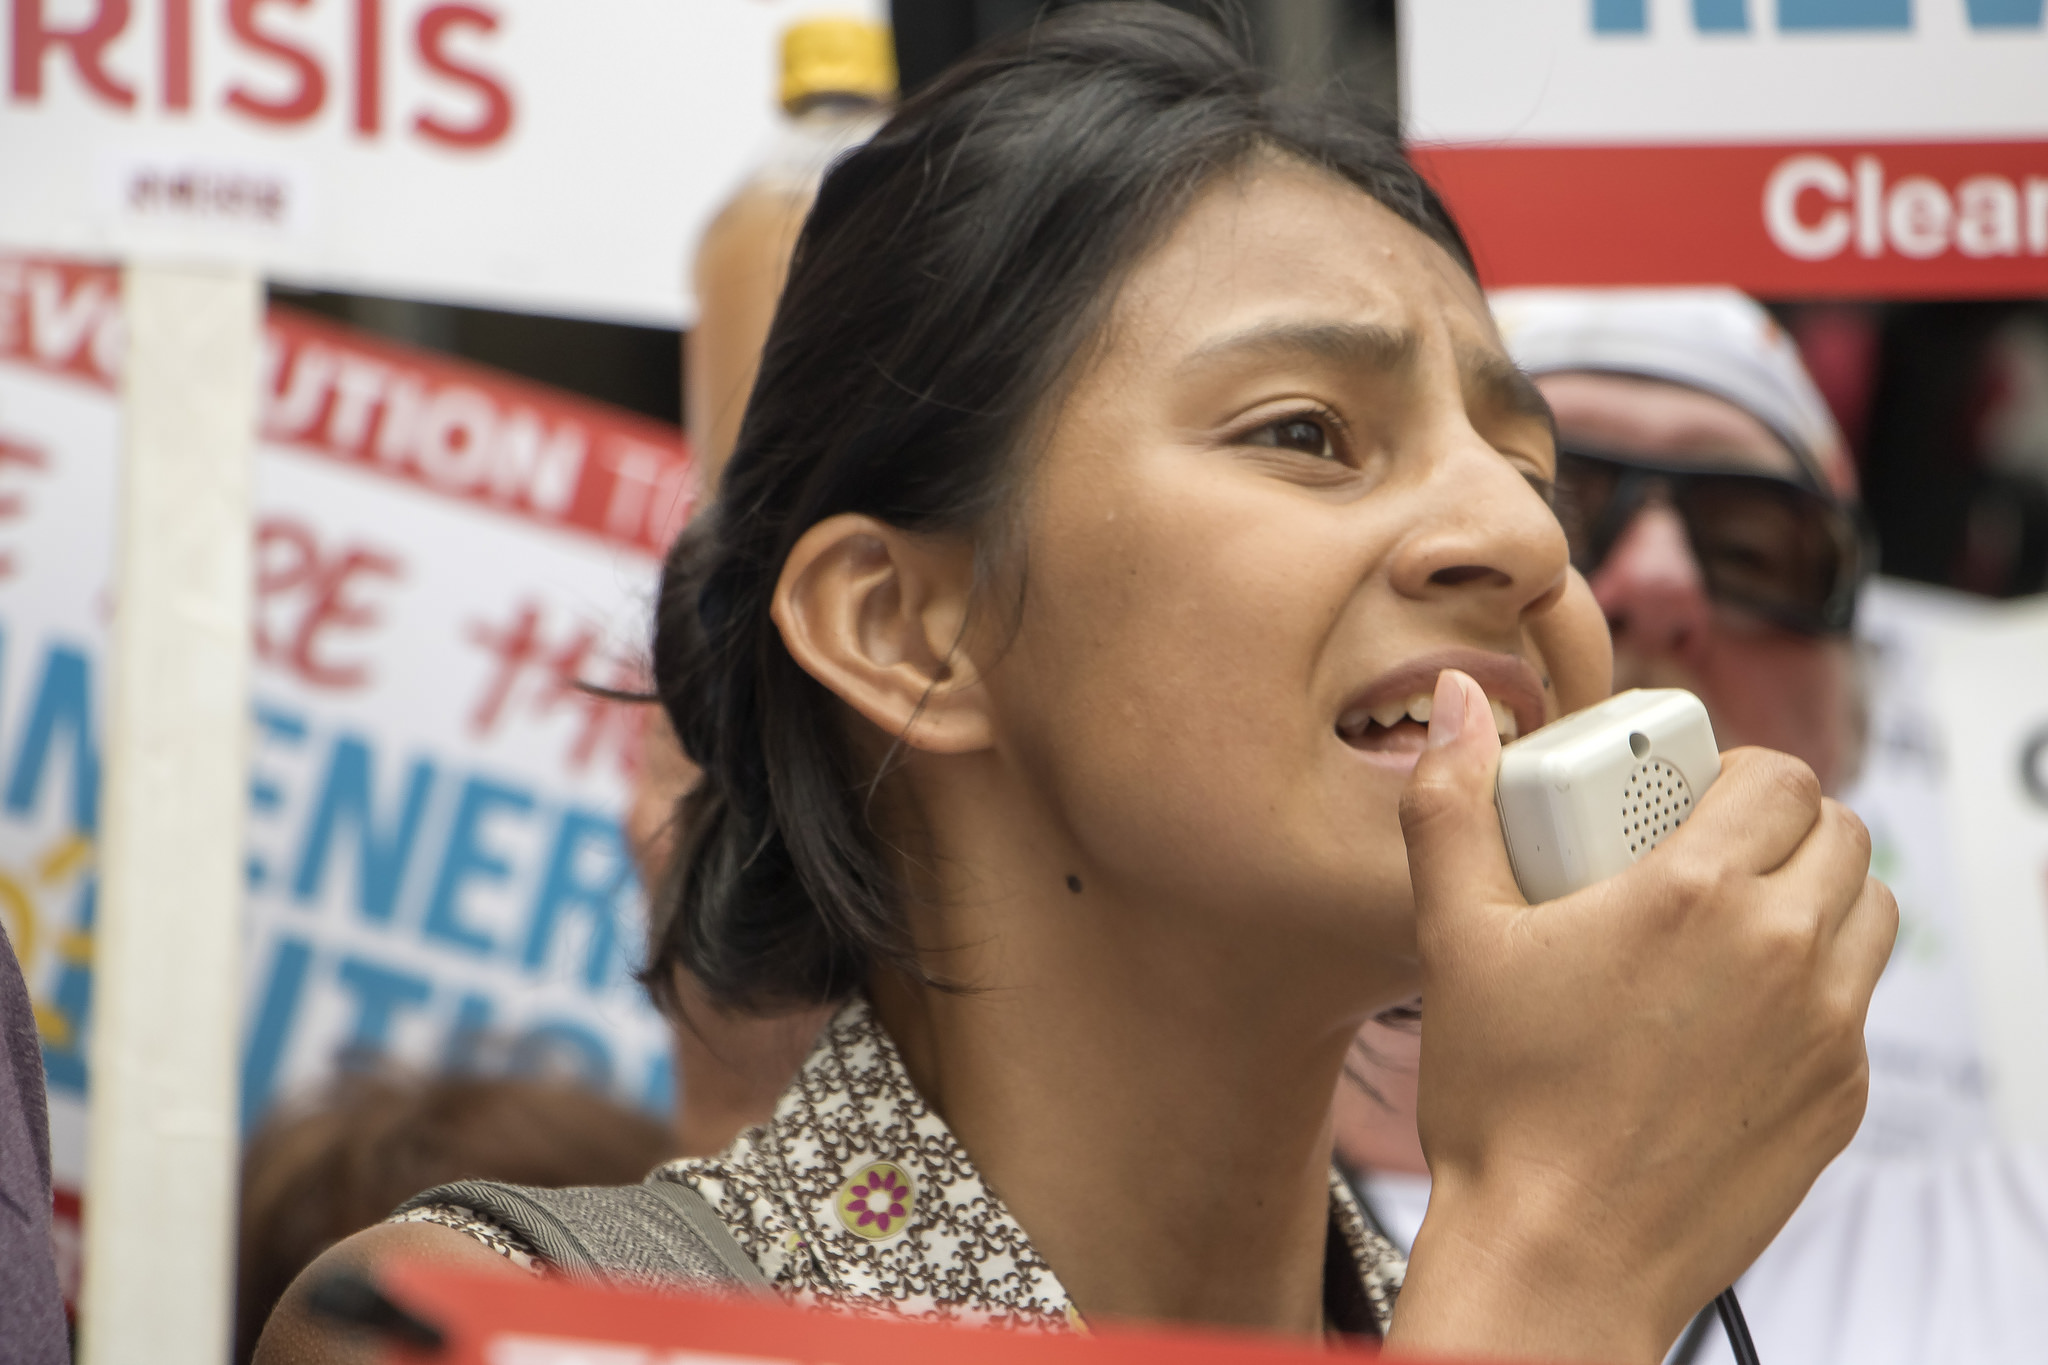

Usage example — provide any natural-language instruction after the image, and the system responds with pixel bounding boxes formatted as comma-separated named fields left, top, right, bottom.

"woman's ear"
left=770, top=514, right=993, bottom=754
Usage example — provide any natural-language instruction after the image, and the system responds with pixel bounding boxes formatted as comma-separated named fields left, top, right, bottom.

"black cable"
left=1714, top=1287, right=1760, bottom=1365
left=1668, top=1302, right=1715, bottom=1365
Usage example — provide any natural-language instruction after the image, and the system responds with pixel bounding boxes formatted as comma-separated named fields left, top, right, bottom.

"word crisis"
left=8, top=0, right=514, bottom=148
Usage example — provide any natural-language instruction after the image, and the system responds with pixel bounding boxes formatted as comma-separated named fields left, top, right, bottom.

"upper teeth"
left=1340, top=692, right=1521, bottom=741
left=1369, top=694, right=1432, bottom=728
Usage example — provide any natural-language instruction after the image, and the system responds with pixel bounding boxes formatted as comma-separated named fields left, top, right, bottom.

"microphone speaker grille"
left=1622, top=758, right=1694, bottom=859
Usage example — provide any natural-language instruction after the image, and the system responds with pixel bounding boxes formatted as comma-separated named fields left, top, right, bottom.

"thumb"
left=1399, top=669, right=1526, bottom=923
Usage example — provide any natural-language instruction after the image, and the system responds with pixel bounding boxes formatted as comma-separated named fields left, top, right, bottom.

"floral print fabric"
left=400, top=995, right=1405, bottom=1336
left=656, top=995, right=1076, bottom=1327
left=658, top=996, right=1404, bottom=1335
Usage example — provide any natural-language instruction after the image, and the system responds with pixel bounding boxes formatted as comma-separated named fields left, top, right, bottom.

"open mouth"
left=1336, top=690, right=1520, bottom=755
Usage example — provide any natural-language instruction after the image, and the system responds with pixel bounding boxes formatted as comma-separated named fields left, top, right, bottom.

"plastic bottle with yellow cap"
left=686, top=16, right=896, bottom=492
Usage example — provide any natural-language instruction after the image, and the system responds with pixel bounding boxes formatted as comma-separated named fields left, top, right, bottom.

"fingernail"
left=1427, top=671, right=1466, bottom=749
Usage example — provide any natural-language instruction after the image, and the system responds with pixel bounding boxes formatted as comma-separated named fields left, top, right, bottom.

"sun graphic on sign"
left=0, top=832, right=94, bottom=1046
left=835, top=1162, right=914, bottom=1239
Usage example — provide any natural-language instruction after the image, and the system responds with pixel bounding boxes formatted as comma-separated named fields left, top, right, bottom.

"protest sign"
left=1837, top=582, right=2005, bottom=1156
left=2, top=1, right=823, bottom=1347
left=0, top=0, right=881, bottom=325
left=1401, top=0, right=2048, bottom=297
left=1833, top=579, right=2048, bottom=1147
left=0, top=252, right=692, bottom=1304
left=1918, top=592, right=2048, bottom=1142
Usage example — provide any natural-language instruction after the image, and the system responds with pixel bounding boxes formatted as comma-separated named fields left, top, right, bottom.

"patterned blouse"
left=399, top=996, right=1407, bottom=1336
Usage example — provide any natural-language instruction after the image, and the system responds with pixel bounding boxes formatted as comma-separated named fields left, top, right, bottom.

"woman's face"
left=972, top=158, right=1611, bottom=1010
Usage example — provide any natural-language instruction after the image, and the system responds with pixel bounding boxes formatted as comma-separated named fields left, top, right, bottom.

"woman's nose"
left=1388, top=448, right=1570, bottom=622
left=1589, top=504, right=1712, bottom=659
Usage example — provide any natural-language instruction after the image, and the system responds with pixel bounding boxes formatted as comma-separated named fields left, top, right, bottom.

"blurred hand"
left=1384, top=669, right=1896, bottom=1364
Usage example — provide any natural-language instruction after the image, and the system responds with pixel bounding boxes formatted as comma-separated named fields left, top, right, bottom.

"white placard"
left=1835, top=579, right=2048, bottom=1147
left=1922, top=595, right=2048, bottom=1143
left=83, top=259, right=259, bottom=1365
left=1398, top=0, right=2048, bottom=296
left=1, top=0, right=886, bottom=326
left=0, top=254, right=693, bottom=1306
left=1404, top=0, right=2048, bottom=146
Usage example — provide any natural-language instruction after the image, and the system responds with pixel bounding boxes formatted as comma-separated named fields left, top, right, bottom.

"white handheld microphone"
left=1494, top=687, right=1721, bottom=903
left=1492, top=686, right=1759, bottom=1365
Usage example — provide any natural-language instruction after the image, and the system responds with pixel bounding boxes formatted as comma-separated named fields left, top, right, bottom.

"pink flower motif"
left=840, top=1163, right=913, bottom=1235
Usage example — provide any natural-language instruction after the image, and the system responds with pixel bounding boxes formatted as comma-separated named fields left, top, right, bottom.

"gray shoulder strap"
left=395, top=1177, right=770, bottom=1293
left=640, top=1176, right=772, bottom=1289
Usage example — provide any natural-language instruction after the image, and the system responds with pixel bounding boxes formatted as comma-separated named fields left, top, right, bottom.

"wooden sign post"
left=83, top=261, right=262, bottom=1364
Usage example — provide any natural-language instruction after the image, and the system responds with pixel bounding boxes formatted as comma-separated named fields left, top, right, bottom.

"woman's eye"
left=1245, top=415, right=1337, bottom=460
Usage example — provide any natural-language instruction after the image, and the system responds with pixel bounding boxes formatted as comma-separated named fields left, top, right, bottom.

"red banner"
left=376, top=1264, right=1405, bottom=1365
left=263, top=310, right=695, bottom=559
left=0, top=257, right=695, bottom=558
left=1414, top=139, right=2048, bottom=299
left=0, top=257, right=123, bottom=389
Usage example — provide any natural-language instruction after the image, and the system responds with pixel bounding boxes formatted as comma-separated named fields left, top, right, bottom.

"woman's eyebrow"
left=1460, top=346, right=1557, bottom=439
left=1179, top=321, right=1419, bottom=375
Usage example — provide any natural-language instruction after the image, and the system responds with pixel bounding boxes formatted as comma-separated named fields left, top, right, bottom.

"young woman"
left=259, top=9, right=1894, bottom=1362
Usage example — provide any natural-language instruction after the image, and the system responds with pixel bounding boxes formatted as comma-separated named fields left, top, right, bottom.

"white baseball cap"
left=1489, top=287, right=1854, bottom=497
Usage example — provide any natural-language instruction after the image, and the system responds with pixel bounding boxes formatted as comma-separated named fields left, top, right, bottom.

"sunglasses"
left=1553, top=447, right=1872, bottom=636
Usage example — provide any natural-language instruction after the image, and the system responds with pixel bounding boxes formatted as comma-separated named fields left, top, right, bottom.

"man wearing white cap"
left=1495, top=288, right=1867, bottom=792
left=1337, top=288, right=2048, bottom=1365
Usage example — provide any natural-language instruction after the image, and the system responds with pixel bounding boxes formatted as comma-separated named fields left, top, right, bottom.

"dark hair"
left=647, top=2, right=1473, bottom=1015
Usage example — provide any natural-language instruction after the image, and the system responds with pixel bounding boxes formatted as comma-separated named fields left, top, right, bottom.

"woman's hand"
left=1382, top=670, right=1896, bottom=1364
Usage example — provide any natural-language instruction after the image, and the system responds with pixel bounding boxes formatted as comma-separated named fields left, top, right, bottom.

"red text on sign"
left=7, top=0, right=515, bottom=148
left=0, top=432, right=47, bottom=580
left=256, top=516, right=405, bottom=689
left=0, top=260, right=123, bottom=387
left=466, top=598, right=646, bottom=778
